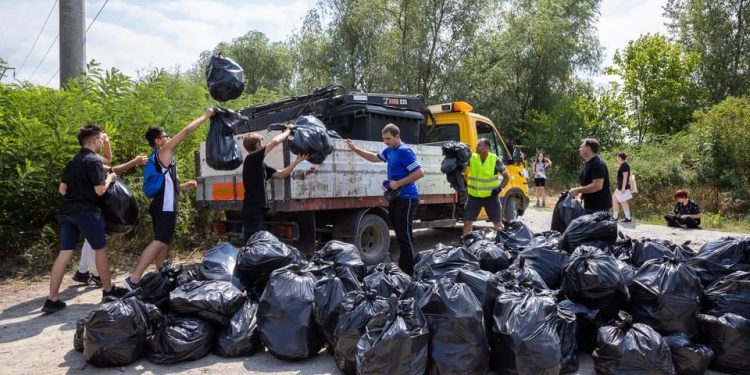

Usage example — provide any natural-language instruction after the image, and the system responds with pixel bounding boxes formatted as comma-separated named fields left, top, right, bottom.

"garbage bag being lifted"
left=355, top=297, right=430, bottom=375
left=333, top=287, right=391, bottom=375
left=592, top=311, right=674, bottom=375
left=206, top=107, right=244, bottom=170
left=698, top=313, right=750, bottom=374
left=206, top=54, right=244, bottom=102
left=630, top=256, right=703, bottom=338
left=288, top=115, right=334, bottom=164
left=82, top=296, right=153, bottom=367
left=688, top=236, right=750, bottom=286
left=703, top=270, right=750, bottom=319
left=103, top=178, right=139, bottom=235
left=169, top=280, right=245, bottom=326
left=551, top=192, right=584, bottom=233
left=258, top=264, right=323, bottom=360
left=215, top=299, right=263, bottom=357
left=146, top=315, right=215, bottom=365
left=560, top=212, right=618, bottom=253
left=662, top=333, right=714, bottom=375
left=422, top=279, right=489, bottom=375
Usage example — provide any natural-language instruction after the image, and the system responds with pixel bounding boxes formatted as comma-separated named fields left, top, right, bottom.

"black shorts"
left=58, top=212, right=107, bottom=250
left=463, top=195, right=502, bottom=222
left=534, top=178, right=546, bottom=187
left=150, top=209, right=177, bottom=244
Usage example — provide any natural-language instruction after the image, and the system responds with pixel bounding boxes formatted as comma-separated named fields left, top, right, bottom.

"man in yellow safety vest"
left=463, top=138, right=510, bottom=234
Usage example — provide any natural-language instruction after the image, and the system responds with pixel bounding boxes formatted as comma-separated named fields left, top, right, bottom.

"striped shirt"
left=378, top=143, right=421, bottom=198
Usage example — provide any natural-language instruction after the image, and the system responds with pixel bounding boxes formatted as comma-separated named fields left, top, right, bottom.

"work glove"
left=491, top=187, right=502, bottom=197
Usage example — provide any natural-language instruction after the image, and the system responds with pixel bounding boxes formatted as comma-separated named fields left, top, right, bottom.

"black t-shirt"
left=60, top=148, right=105, bottom=215
left=616, top=162, right=631, bottom=190
left=578, top=155, right=612, bottom=210
left=242, top=146, right=277, bottom=211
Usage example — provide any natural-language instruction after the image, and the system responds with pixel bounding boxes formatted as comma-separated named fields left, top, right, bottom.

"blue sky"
left=0, top=0, right=667, bottom=88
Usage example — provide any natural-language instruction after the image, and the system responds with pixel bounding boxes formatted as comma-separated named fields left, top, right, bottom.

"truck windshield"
left=476, top=121, right=506, bottom=161
left=426, top=123, right=459, bottom=143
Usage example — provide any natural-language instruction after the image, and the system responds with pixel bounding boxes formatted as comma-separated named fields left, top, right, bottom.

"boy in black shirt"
left=241, top=129, right=309, bottom=243
left=568, top=138, right=612, bottom=214
left=43, top=125, right=128, bottom=313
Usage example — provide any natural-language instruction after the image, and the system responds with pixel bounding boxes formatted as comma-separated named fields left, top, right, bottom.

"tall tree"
left=608, top=33, right=705, bottom=142
left=665, top=0, right=750, bottom=102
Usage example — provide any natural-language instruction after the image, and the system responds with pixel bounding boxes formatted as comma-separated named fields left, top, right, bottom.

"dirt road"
left=1, top=207, right=741, bottom=374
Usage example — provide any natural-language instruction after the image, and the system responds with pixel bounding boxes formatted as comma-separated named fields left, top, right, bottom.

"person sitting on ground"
left=664, top=189, right=701, bottom=229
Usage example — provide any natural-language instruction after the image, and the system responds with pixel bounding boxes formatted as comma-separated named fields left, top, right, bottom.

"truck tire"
left=356, top=214, right=390, bottom=265
left=503, top=196, right=518, bottom=223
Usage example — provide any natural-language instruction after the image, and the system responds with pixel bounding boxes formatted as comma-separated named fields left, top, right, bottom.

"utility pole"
left=59, top=0, right=86, bottom=87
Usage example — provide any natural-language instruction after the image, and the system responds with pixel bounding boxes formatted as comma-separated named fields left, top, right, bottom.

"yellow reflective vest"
left=467, top=153, right=500, bottom=198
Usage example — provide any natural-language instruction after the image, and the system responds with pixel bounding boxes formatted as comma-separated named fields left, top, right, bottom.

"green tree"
left=608, top=33, right=706, bottom=142
left=665, top=0, right=750, bottom=103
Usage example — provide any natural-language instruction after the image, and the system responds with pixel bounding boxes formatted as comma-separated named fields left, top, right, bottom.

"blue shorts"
left=58, top=212, right=107, bottom=250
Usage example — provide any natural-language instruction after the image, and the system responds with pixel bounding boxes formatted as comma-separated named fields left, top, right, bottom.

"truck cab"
left=426, top=101, right=530, bottom=221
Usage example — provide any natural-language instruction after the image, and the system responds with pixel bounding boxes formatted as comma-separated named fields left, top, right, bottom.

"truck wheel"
left=503, top=197, right=518, bottom=224
left=356, top=214, right=390, bottom=265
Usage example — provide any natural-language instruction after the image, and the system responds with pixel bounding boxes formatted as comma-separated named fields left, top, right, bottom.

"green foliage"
left=665, top=0, right=750, bottom=103
left=608, top=33, right=706, bottom=141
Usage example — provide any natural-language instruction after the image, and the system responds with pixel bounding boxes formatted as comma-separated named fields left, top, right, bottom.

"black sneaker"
left=102, top=285, right=129, bottom=302
left=42, top=298, right=66, bottom=314
left=622, top=219, right=632, bottom=223
left=122, top=276, right=138, bottom=291
left=88, top=275, right=102, bottom=287
left=72, top=271, right=91, bottom=284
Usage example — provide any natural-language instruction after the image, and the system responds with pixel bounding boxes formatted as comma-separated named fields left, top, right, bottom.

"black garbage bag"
left=146, top=315, right=214, bottom=365
left=467, top=239, right=511, bottom=273
left=560, top=212, right=618, bottom=253
left=313, top=267, right=361, bottom=347
left=557, top=303, right=580, bottom=374
left=517, top=245, right=570, bottom=289
left=441, top=141, right=471, bottom=166
left=206, top=54, right=244, bottom=102
left=234, top=230, right=304, bottom=293
left=490, top=290, right=568, bottom=375
left=333, top=288, right=392, bottom=374
left=82, top=296, right=153, bottom=367
left=315, top=240, right=366, bottom=280
left=703, top=270, right=750, bottom=319
left=206, top=107, right=243, bottom=170
left=170, top=280, right=245, bottom=326
left=422, top=279, right=489, bottom=374
left=103, top=178, right=139, bottom=235
left=528, top=230, right=562, bottom=248
left=551, top=192, right=584, bottom=233
left=663, top=333, right=714, bottom=375
left=355, top=297, right=429, bottom=375
left=215, top=299, right=263, bottom=357
left=558, top=299, right=604, bottom=354
left=364, top=263, right=412, bottom=298
left=258, top=264, right=323, bottom=360
left=698, top=313, right=750, bottom=374
left=198, top=242, right=243, bottom=288
left=414, top=244, right=480, bottom=280
left=74, top=317, right=87, bottom=352
left=445, top=170, right=467, bottom=203
left=140, top=260, right=182, bottom=310
left=496, top=220, right=535, bottom=250
left=460, top=228, right=497, bottom=247
left=562, top=245, right=629, bottom=318
left=443, top=268, right=494, bottom=309
left=176, top=266, right=201, bottom=286
left=288, top=115, right=333, bottom=164
left=498, top=258, right=549, bottom=291
left=688, top=237, right=750, bottom=286
left=630, top=256, right=703, bottom=338
left=401, top=278, right=438, bottom=309
left=300, top=257, right=335, bottom=279
left=592, top=311, right=674, bottom=375
left=629, top=239, right=685, bottom=268
left=617, top=259, right=636, bottom=286
left=440, top=156, right=457, bottom=174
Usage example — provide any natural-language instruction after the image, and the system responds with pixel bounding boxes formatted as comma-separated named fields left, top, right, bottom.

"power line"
left=44, top=0, right=110, bottom=86
left=29, top=34, right=59, bottom=81
left=17, top=0, right=58, bottom=75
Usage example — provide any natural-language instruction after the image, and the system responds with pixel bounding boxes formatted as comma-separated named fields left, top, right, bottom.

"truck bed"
left=196, top=130, right=456, bottom=212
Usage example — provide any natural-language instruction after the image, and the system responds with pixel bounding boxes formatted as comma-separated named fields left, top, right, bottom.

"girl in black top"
left=612, top=152, right=633, bottom=222
left=665, top=189, right=701, bottom=228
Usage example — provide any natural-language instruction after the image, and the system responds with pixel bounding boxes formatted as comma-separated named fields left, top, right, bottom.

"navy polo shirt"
left=378, top=144, right=421, bottom=198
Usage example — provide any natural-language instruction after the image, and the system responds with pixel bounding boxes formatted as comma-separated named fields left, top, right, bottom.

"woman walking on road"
left=532, top=152, right=551, bottom=207
left=612, top=152, right=633, bottom=222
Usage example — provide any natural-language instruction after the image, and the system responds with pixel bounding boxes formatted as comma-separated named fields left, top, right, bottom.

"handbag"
left=629, top=173, right=638, bottom=194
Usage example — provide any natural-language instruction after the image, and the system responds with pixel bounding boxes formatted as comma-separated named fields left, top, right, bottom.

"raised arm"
left=158, top=107, right=215, bottom=166
left=345, top=139, right=382, bottom=163
left=101, top=133, right=112, bottom=165
left=111, top=155, right=147, bottom=175
left=265, top=129, right=292, bottom=156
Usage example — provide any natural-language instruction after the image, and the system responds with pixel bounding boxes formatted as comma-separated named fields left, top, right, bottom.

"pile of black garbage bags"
left=440, top=141, right=471, bottom=204
left=74, top=217, right=750, bottom=375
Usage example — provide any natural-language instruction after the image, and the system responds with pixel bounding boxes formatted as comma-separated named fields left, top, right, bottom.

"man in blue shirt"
left=346, top=124, right=425, bottom=275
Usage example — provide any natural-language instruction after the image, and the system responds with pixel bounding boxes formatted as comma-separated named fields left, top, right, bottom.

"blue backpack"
left=143, top=148, right=169, bottom=198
